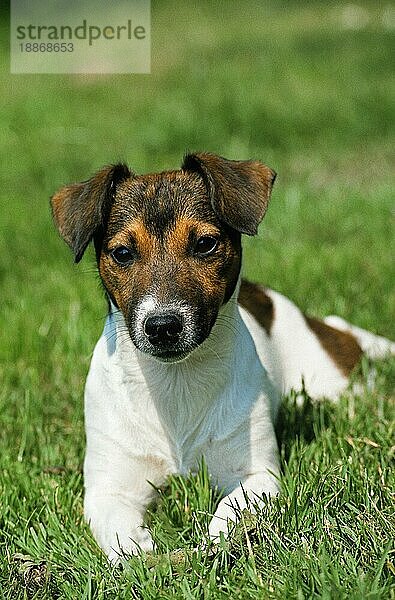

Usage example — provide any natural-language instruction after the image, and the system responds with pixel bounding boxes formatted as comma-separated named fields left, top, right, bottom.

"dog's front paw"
left=208, top=497, right=238, bottom=541
left=105, top=525, right=154, bottom=564
left=85, top=496, right=154, bottom=563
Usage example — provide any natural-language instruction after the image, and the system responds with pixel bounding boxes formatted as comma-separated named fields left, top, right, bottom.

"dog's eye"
left=111, top=246, right=134, bottom=265
left=194, top=236, right=219, bottom=257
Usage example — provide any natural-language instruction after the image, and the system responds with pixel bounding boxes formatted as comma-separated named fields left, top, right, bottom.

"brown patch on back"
left=305, top=315, right=363, bottom=376
left=238, top=279, right=274, bottom=335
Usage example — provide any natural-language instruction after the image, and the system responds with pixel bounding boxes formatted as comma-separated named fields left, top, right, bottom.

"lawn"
left=0, top=1, right=394, bottom=598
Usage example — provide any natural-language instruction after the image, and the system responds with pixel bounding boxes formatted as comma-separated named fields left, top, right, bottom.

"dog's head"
left=51, top=153, right=275, bottom=362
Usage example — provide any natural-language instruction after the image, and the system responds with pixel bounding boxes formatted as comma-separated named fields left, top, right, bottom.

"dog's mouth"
left=132, top=336, right=200, bottom=363
left=148, top=347, right=194, bottom=363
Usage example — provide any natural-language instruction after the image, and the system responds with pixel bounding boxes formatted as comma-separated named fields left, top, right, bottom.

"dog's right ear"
left=50, top=164, right=131, bottom=263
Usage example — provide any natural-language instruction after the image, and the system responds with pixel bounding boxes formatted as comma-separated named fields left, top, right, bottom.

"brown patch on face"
left=100, top=171, right=242, bottom=303
left=238, top=279, right=274, bottom=335
left=99, top=220, right=158, bottom=312
left=108, top=221, right=156, bottom=258
left=97, top=174, right=243, bottom=358
left=305, top=315, right=363, bottom=376
left=99, top=252, right=131, bottom=312
left=166, top=218, right=221, bottom=253
left=162, top=218, right=228, bottom=299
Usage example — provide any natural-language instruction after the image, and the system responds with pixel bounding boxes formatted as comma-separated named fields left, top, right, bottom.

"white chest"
left=84, top=310, right=277, bottom=486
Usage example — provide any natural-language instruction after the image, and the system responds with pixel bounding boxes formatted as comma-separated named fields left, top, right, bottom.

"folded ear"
left=50, top=163, right=131, bottom=262
left=182, top=153, right=276, bottom=235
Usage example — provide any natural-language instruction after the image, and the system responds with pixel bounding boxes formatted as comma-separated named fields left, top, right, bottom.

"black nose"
left=144, top=314, right=183, bottom=346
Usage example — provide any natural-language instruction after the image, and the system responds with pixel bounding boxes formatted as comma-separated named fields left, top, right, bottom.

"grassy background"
left=0, top=1, right=394, bottom=597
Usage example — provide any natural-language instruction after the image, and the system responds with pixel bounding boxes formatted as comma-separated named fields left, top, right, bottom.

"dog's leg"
left=84, top=434, right=166, bottom=563
left=206, top=380, right=280, bottom=542
left=208, top=472, right=279, bottom=541
left=84, top=490, right=154, bottom=563
left=83, top=334, right=174, bottom=563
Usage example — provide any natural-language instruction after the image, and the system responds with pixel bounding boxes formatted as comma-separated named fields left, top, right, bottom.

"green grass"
left=1, top=1, right=394, bottom=597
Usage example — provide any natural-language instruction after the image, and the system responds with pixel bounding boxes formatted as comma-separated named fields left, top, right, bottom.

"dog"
left=51, top=153, right=394, bottom=562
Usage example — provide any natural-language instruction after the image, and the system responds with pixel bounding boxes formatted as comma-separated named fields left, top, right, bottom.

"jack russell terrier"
left=51, top=153, right=394, bottom=562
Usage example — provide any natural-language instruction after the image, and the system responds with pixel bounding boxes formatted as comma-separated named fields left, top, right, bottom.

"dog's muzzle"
left=140, top=310, right=189, bottom=361
left=129, top=297, right=199, bottom=361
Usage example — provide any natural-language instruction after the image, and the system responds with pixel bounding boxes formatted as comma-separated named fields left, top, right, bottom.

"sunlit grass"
left=0, top=1, right=394, bottom=597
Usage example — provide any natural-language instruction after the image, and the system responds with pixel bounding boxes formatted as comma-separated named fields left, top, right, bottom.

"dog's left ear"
left=182, top=152, right=276, bottom=235
left=51, top=163, right=131, bottom=263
